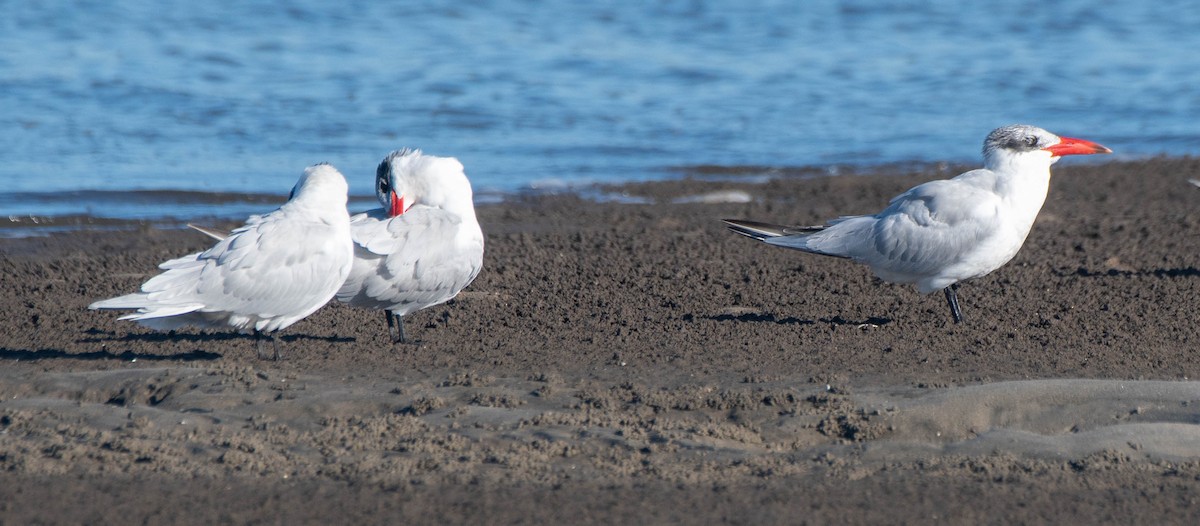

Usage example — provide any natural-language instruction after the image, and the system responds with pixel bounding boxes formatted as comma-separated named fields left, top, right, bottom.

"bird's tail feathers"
left=723, top=219, right=857, bottom=260
left=722, top=219, right=825, bottom=241
left=89, top=293, right=150, bottom=311
left=90, top=294, right=205, bottom=321
left=118, top=304, right=206, bottom=321
left=186, top=223, right=230, bottom=241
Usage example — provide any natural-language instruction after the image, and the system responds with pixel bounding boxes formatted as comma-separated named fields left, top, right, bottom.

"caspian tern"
left=335, top=149, right=485, bottom=344
left=90, top=164, right=354, bottom=359
left=725, top=124, right=1111, bottom=324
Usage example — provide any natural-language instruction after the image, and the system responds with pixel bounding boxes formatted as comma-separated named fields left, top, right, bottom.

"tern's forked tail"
left=722, top=219, right=825, bottom=241
left=723, top=218, right=855, bottom=260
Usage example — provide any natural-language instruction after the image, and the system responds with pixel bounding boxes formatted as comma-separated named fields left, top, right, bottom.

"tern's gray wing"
left=337, top=206, right=484, bottom=315
left=92, top=208, right=352, bottom=333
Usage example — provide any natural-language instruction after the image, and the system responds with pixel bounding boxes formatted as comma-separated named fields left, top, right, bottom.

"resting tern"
left=90, top=164, right=354, bottom=359
left=335, top=149, right=485, bottom=344
left=725, top=124, right=1111, bottom=324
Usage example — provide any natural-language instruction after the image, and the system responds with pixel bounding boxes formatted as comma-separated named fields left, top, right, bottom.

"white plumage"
left=726, top=124, right=1111, bottom=323
left=335, top=149, right=484, bottom=343
left=90, top=164, right=354, bottom=357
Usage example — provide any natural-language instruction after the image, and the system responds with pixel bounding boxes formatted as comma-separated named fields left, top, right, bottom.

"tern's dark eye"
left=1024, top=135, right=1039, bottom=147
left=375, top=159, right=391, bottom=195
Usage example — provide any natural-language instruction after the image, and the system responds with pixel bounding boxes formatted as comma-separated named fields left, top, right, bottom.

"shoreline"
left=0, top=158, right=1016, bottom=239
left=0, top=156, right=1168, bottom=240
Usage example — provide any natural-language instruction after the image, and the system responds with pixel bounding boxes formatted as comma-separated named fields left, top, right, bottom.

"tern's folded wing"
left=339, top=206, right=484, bottom=311
left=863, top=179, right=1002, bottom=275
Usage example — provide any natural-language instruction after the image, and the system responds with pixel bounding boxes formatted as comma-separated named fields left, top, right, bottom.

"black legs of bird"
left=385, top=311, right=408, bottom=344
left=254, top=330, right=282, bottom=360
left=944, top=284, right=963, bottom=324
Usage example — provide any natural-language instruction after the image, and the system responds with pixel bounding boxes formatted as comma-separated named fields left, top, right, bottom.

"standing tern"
left=90, top=164, right=354, bottom=359
left=725, top=124, right=1111, bottom=324
left=335, top=149, right=485, bottom=344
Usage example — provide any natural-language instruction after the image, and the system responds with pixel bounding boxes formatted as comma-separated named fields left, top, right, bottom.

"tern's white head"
left=375, top=149, right=475, bottom=218
left=982, top=124, right=1111, bottom=173
left=289, top=163, right=349, bottom=208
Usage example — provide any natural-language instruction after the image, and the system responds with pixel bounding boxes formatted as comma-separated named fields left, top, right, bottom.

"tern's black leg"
left=385, top=311, right=407, bottom=344
left=943, top=284, right=963, bottom=324
left=254, top=330, right=282, bottom=360
left=385, top=311, right=397, bottom=342
left=254, top=330, right=265, bottom=359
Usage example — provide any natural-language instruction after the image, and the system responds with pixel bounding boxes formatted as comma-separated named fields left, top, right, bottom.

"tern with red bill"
left=90, top=164, right=354, bottom=359
left=725, top=124, right=1112, bottom=324
left=335, top=149, right=485, bottom=344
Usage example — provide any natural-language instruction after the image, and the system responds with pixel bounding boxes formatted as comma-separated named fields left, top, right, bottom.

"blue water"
left=2, top=1, right=1198, bottom=234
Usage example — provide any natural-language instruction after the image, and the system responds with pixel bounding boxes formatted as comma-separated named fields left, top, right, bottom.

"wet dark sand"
left=3, top=158, right=1200, bottom=523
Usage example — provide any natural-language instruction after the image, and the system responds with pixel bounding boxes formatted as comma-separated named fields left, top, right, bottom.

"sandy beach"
left=3, top=158, right=1200, bottom=524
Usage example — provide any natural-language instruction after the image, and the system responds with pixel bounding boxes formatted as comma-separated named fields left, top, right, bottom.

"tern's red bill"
left=388, top=193, right=405, bottom=217
left=1044, top=136, right=1112, bottom=157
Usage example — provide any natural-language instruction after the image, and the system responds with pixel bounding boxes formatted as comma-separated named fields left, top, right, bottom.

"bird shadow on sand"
left=77, top=328, right=355, bottom=344
left=279, top=333, right=356, bottom=343
left=0, top=347, right=222, bottom=362
left=1062, top=266, right=1200, bottom=278
left=819, top=315, right=893, bottom=327
left=706, top=312, right=892, bottom=327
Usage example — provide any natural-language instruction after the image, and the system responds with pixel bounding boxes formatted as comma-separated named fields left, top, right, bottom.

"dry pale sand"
left=3, top=158, right=1200, bottom=524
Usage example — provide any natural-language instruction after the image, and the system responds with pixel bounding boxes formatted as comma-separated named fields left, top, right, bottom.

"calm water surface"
left=1, top=1, right=1197, bottom=234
